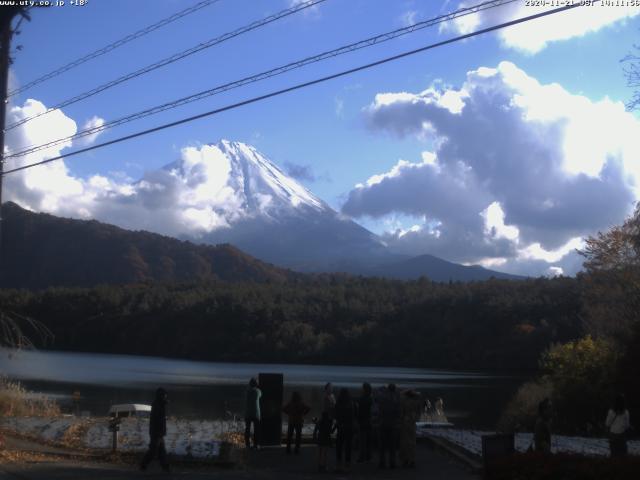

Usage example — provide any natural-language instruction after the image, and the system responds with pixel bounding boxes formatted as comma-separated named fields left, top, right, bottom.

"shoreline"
left=2, top=415, right=638, bottom=461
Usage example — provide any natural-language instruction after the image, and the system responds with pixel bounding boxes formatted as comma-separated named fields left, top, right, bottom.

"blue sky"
left=5, top=0, right=640, bottom=276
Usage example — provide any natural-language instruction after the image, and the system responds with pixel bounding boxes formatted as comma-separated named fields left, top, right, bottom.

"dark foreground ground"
left=0, top=434, right=478, bottom=480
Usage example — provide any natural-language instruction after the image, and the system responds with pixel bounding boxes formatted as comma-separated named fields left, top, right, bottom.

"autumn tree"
left=539, top=336, right=618, bottom=433
left=579, top=203, right=640, bottom=341
left=578, top=204, right=640, bottom=429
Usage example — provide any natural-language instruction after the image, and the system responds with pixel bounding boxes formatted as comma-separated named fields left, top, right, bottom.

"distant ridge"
left=367, top=254, right=524, bottom=281
left=0, top=202, right=295, bottom=289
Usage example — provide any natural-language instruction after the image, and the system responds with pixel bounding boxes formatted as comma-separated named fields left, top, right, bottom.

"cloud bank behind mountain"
left=344, top=61, right=639, bottom=276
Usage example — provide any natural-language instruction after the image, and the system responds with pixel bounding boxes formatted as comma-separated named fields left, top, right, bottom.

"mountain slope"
left=192, top=140, right=389, bottom=268
left=0, top=202, right=295, bottom=289
left=0, top=201, right=522, bottom=288
left=185, top=141, right=522, bottom=280
left=367, top=254, right=524, bottom=281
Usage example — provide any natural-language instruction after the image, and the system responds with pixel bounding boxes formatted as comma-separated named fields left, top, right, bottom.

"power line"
left=5, top=0, right=327, bottom=131
left=1, top=1, right=585, bottom=177
left=8, top=0, right=222, bottom=98
left=6, top=0, right=519, bottom=160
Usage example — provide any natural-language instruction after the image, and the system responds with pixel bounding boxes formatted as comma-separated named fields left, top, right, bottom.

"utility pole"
left=0, top=6, right=23, bottom=281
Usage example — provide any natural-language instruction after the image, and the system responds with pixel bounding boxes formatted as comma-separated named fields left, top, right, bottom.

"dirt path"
left=0, top=433, right=478, bottom=479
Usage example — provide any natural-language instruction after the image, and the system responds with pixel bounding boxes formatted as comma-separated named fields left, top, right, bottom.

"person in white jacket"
left=605, top=394, right=631, bottom=457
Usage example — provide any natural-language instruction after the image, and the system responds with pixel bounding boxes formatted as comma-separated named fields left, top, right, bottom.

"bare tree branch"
left=0, top=310, right=53, bottom=349
left=622, top=43, right=640, bottom=111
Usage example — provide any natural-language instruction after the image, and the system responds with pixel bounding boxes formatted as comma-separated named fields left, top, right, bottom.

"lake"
left=0, top=349, right=525, bottom=429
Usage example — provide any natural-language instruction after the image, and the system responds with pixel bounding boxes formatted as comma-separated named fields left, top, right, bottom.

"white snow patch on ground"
left=8, top=417, right=639, bottom=460
left=419, top=428, right=640, bottom=457
left=1, top=417, right=234, bottom=458
left=1, top=416, right=320, bottom=458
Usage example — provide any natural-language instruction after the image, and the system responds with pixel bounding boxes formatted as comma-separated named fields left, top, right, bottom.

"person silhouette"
left=534, top=398, right=552, bottom=454
left=399, top=389, right=422, bottom=468
left=606, top=394, right=631, bottom=457
left=140, top=388, right=170, bottom=472
left=357, top=383, right=373, bottom=463
left=378, top=383, right=400, bottom=469
left=334, top=388, right=356, bottom=472
left=314, top=410, right=334, bottom=472
left=323, top=382, right=336, bottom=419
left=244, top=377, right=262, bottom=449
left=282, top=391, right=310, bottom=454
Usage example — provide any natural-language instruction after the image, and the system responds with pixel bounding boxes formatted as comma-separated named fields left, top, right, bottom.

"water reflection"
left=0, top=349, right=524, bottom=429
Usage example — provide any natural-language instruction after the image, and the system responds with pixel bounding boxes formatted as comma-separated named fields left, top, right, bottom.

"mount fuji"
left=187, top=140, right=389, bottom=270
left=2, top=139, right=522, bottom=285
left=160, top=140, right=521, bottom=280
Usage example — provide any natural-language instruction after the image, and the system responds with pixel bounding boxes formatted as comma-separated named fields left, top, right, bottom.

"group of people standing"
left=307, top=382, right=423, bottom=472
left=139, top=383, right=632, bottom=473
left=533, top=394, right=632, bottom=457
left=423, top=396, right=445, bottom=422
left=242, top=378, right=426, bottom=472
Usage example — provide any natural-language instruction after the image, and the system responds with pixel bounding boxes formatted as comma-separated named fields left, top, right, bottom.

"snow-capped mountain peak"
left=215, top=139, right=327, bottom=215
left=154, top=139, right=387, bottom=268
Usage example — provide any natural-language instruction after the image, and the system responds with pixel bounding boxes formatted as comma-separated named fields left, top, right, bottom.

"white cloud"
left=4, top=99, right=84, bottom=214
left=442, top=1, right=640, bottom=53
left=481, top=201, right=519, bottom=241
left=547, top=266, right=564, bottom=277
left=6, top=99, right=76, bottom=158
left=288, top=0, right=322, bottom=18
left=345, top=62, right=639, bottom=274
left=518, top=237, right=585, bottom=263
left=334, top=97, right=344, bottom=117
left=77, top=116, right=106, bottom=146
left=491, top=251, right=584, bottom=278
left=2, top=100, right=253, bottom=238
left=4, top=98, right=331, bottom=245
left=399, top=10, right=418, bottom=27
left=86, top=143, right=252, bottom=237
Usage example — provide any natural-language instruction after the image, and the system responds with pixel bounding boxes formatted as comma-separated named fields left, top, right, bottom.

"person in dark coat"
left=323, top=382, right=336, bottom=419
left=378, top=383, right=400, bottom=469
left=244, top=377, right=262, bottom=449
left=357, top=382, right=373, bottom=462
left=282, top=391, right=310, bottom=454
left=371, top=387, right=383, bottom=452
left=140, top=387, right=170, bottom=472
left=334, top=388, right=356, bottom=472
left=534, top=398, right=552, bottom=454
left=399, top=389, right=422, bottom=468
left=314, top=411, right=334, bottom=472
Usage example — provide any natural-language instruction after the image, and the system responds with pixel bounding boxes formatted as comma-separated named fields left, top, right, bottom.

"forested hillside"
left=0, top=276, right=583, bottom=370
left=0, top=202, right=523, bottom=286
left=0, top=202, right=296, bottom=288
